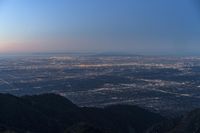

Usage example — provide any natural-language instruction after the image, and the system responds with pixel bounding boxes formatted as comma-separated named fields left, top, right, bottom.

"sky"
left=0, top=0, right=200, bottom=55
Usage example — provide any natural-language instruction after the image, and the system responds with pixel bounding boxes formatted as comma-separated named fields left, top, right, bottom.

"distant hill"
left=0, top=93, right=164, bottom=133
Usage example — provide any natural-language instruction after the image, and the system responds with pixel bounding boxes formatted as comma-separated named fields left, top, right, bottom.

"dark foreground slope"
left=167, top=109, right=200, bottom=133
left=0, top=93, right=164, bottom=133
left=148, top=108, right=200, bottom=133
left=2, top=93, right=200, bottom=133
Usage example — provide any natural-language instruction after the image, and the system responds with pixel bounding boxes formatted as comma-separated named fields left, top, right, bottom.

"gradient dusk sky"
left=0, top=0, right=200, bottom=55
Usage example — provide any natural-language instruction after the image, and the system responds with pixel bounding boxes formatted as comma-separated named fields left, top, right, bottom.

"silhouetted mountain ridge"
left=0, top=93, right=164, bottom=133
left=1, top=93, right=200, bottom=133
left=167, top=108, right=200, bottom=133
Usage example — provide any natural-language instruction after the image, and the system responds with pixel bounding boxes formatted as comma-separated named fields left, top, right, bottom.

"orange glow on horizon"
left=0, top=38, right=88, bottom=53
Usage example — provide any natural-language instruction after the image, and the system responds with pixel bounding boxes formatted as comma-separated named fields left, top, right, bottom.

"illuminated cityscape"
left=1, top=54, right=200, bottom=116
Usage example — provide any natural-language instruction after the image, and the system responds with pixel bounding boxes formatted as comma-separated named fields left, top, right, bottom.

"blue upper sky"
left=0, top=0, right=200, bottom=55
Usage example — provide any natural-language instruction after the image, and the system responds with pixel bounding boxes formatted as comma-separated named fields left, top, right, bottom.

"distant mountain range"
left=0, top=93, right=199, bottom=133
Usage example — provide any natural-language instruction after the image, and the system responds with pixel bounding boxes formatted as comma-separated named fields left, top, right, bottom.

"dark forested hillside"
left=0, top=93, right=164, bottom=133
left=147, top=109, right=200, bottom=133
left=0, top=93, right=200, bottom=133
left=167, top=109, right=200, bottom=133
